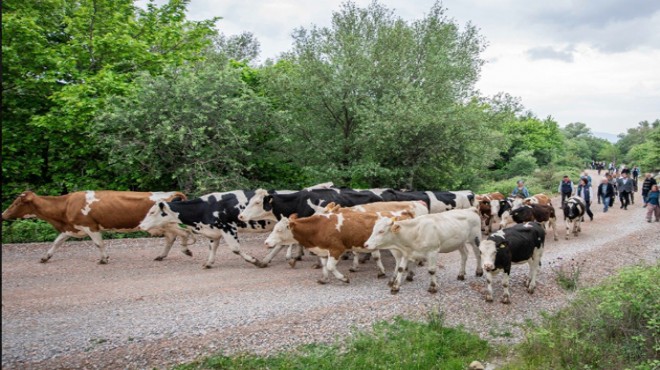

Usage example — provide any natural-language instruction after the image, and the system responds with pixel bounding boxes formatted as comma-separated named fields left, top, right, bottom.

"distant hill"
left=592, top=131, right=619, bottom=143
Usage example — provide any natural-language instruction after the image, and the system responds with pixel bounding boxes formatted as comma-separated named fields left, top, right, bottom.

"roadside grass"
left=501, top=263, right=660, bottom=370
left=1, top=219, right=151, bottom=244
left=173, top=311, right=490, bottom=370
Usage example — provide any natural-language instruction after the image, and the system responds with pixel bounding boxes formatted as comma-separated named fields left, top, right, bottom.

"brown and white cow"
left=476, top=192, right=505, bottom=234
left=266, top=209, right=416, bottom=284
left=523, top=193, right=553, bottom=207
left=1, top=191, right=192, bottom=264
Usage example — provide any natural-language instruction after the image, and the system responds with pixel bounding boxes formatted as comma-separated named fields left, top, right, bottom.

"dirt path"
left=2, top=172, right=659, bottom=369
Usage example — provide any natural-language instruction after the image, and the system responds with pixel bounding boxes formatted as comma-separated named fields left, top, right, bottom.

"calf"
left=562, top=196, right=586, bottom=239
left=476, top=192, right=505, bottom=234
left=364, top=209, right=483, bottom=294
left=1, top=191, right=192, bottom=264
left=498, top=197, right=520, bottom=229
left=479, top=222, right=546, bottom=303
left=509, top=204, right=558, bottom=241
left=139, top=191, right=272, bottom=269
left=282, top=210, right=416, bottom=284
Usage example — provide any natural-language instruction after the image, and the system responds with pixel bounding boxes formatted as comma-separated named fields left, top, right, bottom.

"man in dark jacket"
left=617, top=172, right=634, bottom=210
left=558, top=175, right=574, bottom=204
left=642, top=173, right=658, bottom=207
left=597, top=177, right=615, bottom=213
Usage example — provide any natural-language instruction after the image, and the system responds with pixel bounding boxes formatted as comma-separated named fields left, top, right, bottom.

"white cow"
left=364, top=208, right=483, bottom=294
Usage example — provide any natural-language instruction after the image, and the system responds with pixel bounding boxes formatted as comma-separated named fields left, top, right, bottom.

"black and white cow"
left=562, top=196, right=586, bottom=240
left=368, top=189, right=473, bottom=213
left=139, top=191, right=273, bottom=269
left=509, top=203, right=558, bottom=241
left=479, top=222, right=546, bottom=304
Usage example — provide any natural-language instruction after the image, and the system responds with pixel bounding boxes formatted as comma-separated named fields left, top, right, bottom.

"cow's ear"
left=401, top=210, right=414, bottom=219
left=265, top=195, right=273, bottom=204
left=498, top=242, right=507, bottom=249
left=391, top=223, right=401, bottom=233
left=290, top=213, right=298, bottom=220
left=158, top=202, right=166, bottom=211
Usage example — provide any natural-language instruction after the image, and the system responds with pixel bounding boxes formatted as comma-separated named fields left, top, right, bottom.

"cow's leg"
left=457, top=245, right=468, bottom=280
left=222, top=229, right=266, bottom=268
left=501, top=272, right=511, bottom=304
left=41, top=233, right=72, bottom=263
left=317, top=257, right=330, bottom=284
left=87, top=231, right=109, bottom=265
left=469, top=235, right=483, bottom=277
left=485, top=271, right=495, bottom=302
left=154, top=232, right=176, bottom=261
left=527, top=248, right=544, bottom=294
left=576, top=219, right=581, bottom=234
left=326, top=254, right=349, bottom=283
left=391, top=256, right=408, bottom=294
left=372, top=251, right=387, bottom=278
left=261, top=244, right=285, bottom=266
left=358, top=252, right=371, bottom=264
left=549, top=217, right=558, bottom=241
left=349, top=252, right=360, bottom=272
left=426, top=252, right=439, bottom=294
left=203, top=239, right=220, bottom=269
left=565, top=219, right=571, bottom=240
left=387, top=249, right=402, bottom=287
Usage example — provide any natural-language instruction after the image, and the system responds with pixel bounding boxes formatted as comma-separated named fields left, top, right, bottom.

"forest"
left=3, top=0, right=660, bottom=208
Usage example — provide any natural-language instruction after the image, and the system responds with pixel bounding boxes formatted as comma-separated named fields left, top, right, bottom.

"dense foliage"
left=504, top=264, right=659, bottom=370
left=3, top=0, right=659, bottom=206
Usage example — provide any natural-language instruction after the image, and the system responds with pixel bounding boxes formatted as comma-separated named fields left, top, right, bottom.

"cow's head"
left=139, top=202, right=181, bottom=231
left=510, top=205, right=532, bottom=223
left=363, top=217, right=399, bottom=250
left=238, top=189, right=274, bottom=222
left=2, top=191, right=38, bottom=221
left=563, top=197, right=583, bottom=220
left=264, top=217, right=296, bottom=248
left=497, top=199, right=511, bottom=218
left=479, top=230, right=508, bottom=272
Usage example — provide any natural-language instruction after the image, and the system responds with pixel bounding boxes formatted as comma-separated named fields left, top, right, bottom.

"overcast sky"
left=151, top=0, right=660, bottom=135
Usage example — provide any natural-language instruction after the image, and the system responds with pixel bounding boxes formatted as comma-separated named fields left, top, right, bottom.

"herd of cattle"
left=1, top=184, right=588, bottom=303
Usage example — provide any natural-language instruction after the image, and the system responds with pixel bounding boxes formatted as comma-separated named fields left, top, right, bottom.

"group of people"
left=512, top=167, right=659, bottom=223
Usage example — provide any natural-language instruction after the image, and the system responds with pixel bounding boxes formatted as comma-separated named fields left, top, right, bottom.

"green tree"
left=500, top=115, right=563, bottom=167
left=266, top=1, right=501, bottom=189
left=2, top=0, right=218, bottom=201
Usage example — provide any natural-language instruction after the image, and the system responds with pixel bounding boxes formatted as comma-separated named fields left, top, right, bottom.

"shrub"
left=503, top=264, right=660, bottom=370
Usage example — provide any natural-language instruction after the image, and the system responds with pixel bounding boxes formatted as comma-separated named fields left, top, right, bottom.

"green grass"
left=501, top=263, right=660, bottom=370
left=174, top=312, right=490, bottom=370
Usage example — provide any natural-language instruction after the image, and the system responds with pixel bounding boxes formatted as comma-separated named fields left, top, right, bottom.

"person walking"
left=617, top=171, right=634, bottom=210
left=511, top=179, right=530, bottom=199
left=581, top=171, right=592, bottom=187
left=607, top=173, right=618, bottom=208
left=597, top=177, right=615, bottom=213
left=576, top=178, right=594, bottom=221
left=646, top=184, right=660, bottom=222
left=558, top=175, right=575, bottom=204
left=641, top=173, right=658, bottom=207
left=632, top=165, right=640, bottom=182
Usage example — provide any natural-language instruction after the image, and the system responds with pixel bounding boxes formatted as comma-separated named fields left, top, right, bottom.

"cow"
left=508, top=203, right=559, bottom=241
left=139, top=191, right=275, bottom=269
left=1, top=190, right=192, bottom=264
left=562, top=196, right=586, bottom=239
left=363, top=208, right=483, bottom=294
left=523, top=193, right=552, bottom=207
left=479, top=222, right=545, bottom=303
left=476, top=192, right=505, bottom=234
left=267, top=209, right=416, bottom=284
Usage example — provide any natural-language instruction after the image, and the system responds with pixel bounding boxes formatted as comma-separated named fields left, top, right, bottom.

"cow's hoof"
left=98, top=259, right=108, bottom=265
left=39, top=257, right=50, bottom=263
left=475, top=271, right=483, bottom=277
left=387, top=280, right=395, bottom=287
left=406, top=275, right=414, bottom=282
left=501, top=297, right=511, bottom=304
left=317, top=279, right=328, bottom=285
left=428, top=286, right=438, bottom=294
left=457, top=274, right=465, bottom=281
left=342, top=278, right=350, bottom=284
left=390, top=288, right=400, bottom=295
left=349, top=267, right=358, bottom=273
left=312, top=263, right=322, bottom=269
left=183, top=250, right=193, bottom=257
left=202, top=264, right=212, bottom=269
left=527, top=287, right=535, bottom=294
left=554, top=237, right=558, bottom=241
left=377, top=272, right=386, bottom=279
left=154, top=256, right=165, bottom=261
left=295, top=255, right=303, bottom=261
left=486, top=297, right=493, bottom=303
left=255, top=261, right=268, bottom=268
left=288, top=259, right=297, bottom=268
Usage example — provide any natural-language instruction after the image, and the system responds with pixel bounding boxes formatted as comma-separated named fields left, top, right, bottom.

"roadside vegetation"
left=173, top=264, right=658, bottom=370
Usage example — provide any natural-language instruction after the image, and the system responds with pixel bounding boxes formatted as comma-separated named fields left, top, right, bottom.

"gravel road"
left=2, top=179, right=659, bottom=370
